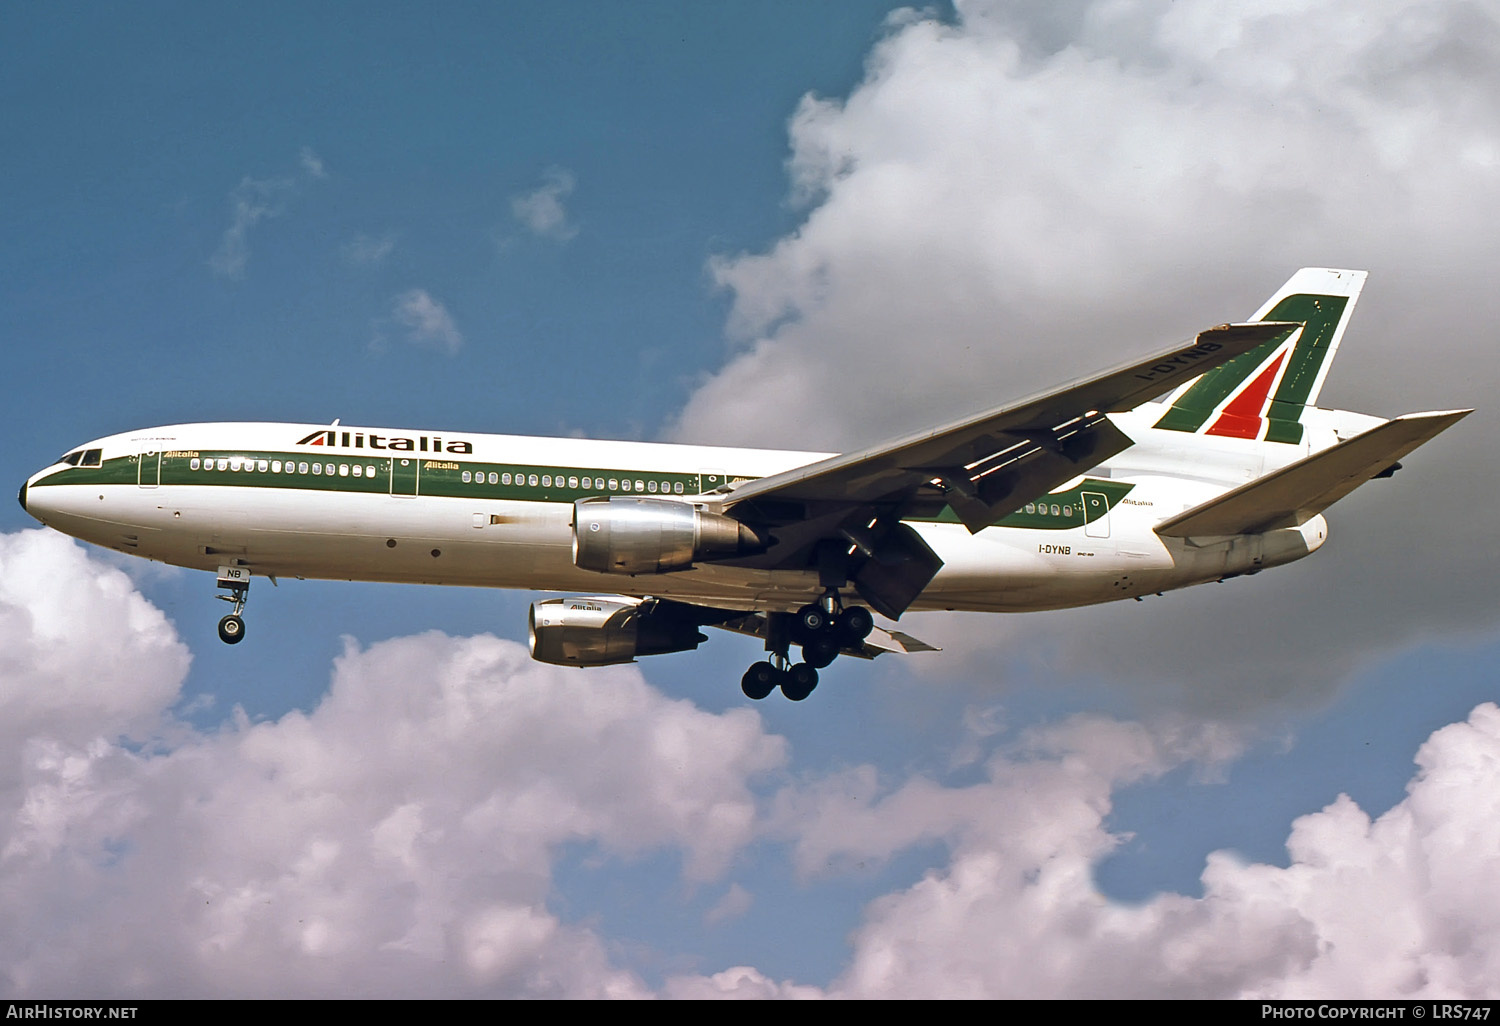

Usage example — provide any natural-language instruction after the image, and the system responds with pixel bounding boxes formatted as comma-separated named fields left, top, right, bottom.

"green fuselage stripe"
left=38, top=451, right=1135, bottom=532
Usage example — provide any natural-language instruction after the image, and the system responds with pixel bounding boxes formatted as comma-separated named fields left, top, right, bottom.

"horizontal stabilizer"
left=1154, top=409, right=1471, bottom=538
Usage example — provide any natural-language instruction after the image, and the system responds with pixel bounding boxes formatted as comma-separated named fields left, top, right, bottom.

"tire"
left=797, top=603, right=829, bottom=635
left=804, top=637, right=839, bottom=669
left=781, top=663, right=818, bottom=701
left=217, top=614, right=246, bottom=645
left=837, top=606, right=874, bottom=642
left=741, top=661, right=778, bottom=700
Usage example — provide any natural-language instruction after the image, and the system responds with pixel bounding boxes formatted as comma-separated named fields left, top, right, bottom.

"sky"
left=2, top=0, right=1499, bottom=999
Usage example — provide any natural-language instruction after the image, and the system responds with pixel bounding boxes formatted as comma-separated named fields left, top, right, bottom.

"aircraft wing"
left=715, top=321, right=1297, bottom=620
left=723, top=322, right=1298, bottom=534
left=1154, top=409, right=1472, bottom=538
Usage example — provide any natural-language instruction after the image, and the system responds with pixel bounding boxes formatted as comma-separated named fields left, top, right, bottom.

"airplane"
left=18, top=268, right=1468, bottom=702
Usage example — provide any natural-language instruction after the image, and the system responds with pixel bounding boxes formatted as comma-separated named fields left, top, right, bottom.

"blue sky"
left=3, top=0, right=1499, bottom=998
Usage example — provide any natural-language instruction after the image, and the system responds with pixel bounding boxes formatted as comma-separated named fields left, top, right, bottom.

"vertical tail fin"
left=1152, top=268, right=1367, bottom=444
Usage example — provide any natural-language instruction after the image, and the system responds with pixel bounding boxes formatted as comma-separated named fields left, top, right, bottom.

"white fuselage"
left=21, top=407, right=1354, bottom=617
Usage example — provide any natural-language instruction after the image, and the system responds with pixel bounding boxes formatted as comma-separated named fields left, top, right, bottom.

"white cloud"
left=299, top=146, right=328, bottom=180
left=809, top=703, right=1500, bottom=999
left=675, top=1, right=1500, bottom=450
left=209, top=149, right=329, bottom=279
left=0, top=530, right=189, bottom=757
left=661, top=965, right=823, bottom=1000
left=342, top=233, right=397, bottom=265
left=392, top=289, right=464, bottom=353
left=667, top=0, right=1500, bottom=711
left=510, top=167, right=579, bottom=241
left=0, top=532, right=788, bottom=996
left=5, top=529, right=1500, bottom=998
left=704, top=882, right=754, bottom=926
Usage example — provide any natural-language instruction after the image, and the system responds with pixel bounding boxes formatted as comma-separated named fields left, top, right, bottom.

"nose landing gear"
left=215, top=565, right=250, bottom=645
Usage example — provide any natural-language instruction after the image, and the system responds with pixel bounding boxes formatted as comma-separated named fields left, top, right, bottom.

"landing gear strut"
left=738, top=592, right=875, bottom=702
left=215, top=565, right=250, bottom=645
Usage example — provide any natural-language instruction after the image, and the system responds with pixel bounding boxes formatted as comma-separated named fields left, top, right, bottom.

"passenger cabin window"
left=190, top=458, right=201, bottom=470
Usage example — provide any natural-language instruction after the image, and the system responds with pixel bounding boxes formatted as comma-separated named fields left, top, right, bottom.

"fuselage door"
left=137, top=451, right=160, bottom=488
left=1082, top=491, right=1110, bottom=538
left=391, top=457, right=419, bottom=497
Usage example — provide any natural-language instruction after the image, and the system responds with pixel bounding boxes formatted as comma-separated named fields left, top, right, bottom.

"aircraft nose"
left=17, top=479, right=26, bottom=515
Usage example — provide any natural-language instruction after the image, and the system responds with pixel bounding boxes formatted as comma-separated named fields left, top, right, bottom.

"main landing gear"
left=215, top=565, right=251, bottom=645
left=739, top=594, right=875, bottom=702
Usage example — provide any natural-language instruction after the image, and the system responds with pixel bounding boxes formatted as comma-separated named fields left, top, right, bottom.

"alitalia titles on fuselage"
left=296, top=429, right=474, bottom=453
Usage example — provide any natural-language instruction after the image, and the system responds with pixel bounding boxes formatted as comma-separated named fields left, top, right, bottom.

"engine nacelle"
left=528, top=596, right=707, bottom=666
left=572, top=497, right=766, bottom=574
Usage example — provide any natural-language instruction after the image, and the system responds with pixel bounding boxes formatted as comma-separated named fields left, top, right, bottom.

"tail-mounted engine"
left=528, top=596, right=709, bottom=666
left=572, top=497, right=767, bottom=574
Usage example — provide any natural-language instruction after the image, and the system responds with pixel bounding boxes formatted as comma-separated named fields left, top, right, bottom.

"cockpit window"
left=55, top=449, right=103, bottom=468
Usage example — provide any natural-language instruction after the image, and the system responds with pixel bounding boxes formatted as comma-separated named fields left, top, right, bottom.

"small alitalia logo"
left=295, top=429, right=474, bottom=454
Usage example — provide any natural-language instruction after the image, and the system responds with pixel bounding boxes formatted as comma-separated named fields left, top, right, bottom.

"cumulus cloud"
left=809, top=704, right=1500, bottom=998
left=209, top=149, right=329, bottom=279
left=510, top=167, right=579, bottom=241
left=0, top=530, right=189, bottom=755
left=0, top=543, right=787, bottom=996
left=667, top=0, right=1500, bottom=711
left=391, top=289, right=464, bottom=353
left=5, top=529, right=1500, bottom=998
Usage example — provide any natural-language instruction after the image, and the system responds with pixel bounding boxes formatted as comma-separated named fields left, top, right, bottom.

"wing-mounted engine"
left=528, top=595, right=714, bottom=666
left=572, top=497, right=767, bottom=574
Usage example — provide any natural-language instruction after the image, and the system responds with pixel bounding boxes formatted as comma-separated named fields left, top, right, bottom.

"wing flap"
left=1154, top=409, right=1472, bottom=538
left=711, top=613, right=940, bottom=660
